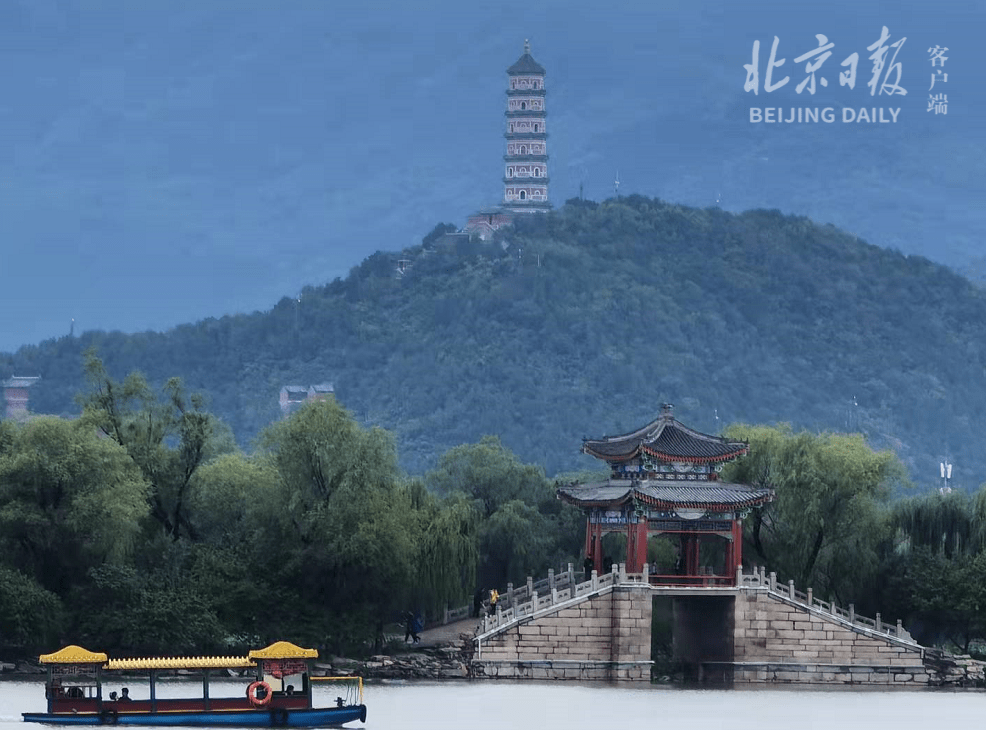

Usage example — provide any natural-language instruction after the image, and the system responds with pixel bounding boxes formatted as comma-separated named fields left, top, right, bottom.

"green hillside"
left=4, top=196, right=984, bottom=487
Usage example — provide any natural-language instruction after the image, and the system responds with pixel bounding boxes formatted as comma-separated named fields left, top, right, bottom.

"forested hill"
left=4, top=196, right=985, bottom=487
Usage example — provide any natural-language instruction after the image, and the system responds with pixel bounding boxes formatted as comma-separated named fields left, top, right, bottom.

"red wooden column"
left=584, top=512, right=604, bottom=575
left=626, top=517, right=648, bottom=573
left=731, top=517, right=744, bottom=581
left=688, top=534, right=700, bottom=577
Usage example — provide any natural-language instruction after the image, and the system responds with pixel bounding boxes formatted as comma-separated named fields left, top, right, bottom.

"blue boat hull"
left=22, top=706, right=367, bottom=727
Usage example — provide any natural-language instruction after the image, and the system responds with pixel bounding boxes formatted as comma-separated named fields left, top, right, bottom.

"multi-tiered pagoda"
left=557, top=404, right=774, bottom=586
left=502, top=40, right=550, bottom=212
left=465, top=40, right=551, bottom=238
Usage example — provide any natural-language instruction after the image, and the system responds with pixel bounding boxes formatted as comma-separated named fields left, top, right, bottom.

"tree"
left=427, top=435, right=550, bottom=518
left=426, top=436, right=580, bottom=588
left=258, top=399, right=422, bottom=651
left=0, top=416, right=149, bottom=595
left=0, top=566, right=64, bottom=654
left=724, top=424, right=904, bottom=602
left=78, top=350, right=224, bottom=541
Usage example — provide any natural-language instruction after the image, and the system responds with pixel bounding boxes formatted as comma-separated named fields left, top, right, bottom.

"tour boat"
left=21, top=641, right=366, bottom=727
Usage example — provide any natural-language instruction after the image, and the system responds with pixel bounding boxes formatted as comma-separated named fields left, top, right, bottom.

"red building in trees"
left=2, top=375, right=41, bottom=420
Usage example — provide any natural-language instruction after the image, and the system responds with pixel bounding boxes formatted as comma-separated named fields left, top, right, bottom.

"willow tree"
left=0, top=416, right=149, bottom=595
left=724, top=424, right=904, bottom=603
left=891, top=490, right=978, bottom=559
left=78, top=350, right=226, bottom=542
left=425, top=435, right=566, bottom=589
left=259, top=399, right=421, bottom=651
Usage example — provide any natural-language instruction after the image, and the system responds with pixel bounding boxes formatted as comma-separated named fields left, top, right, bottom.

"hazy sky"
left=1, top=0, right=983, bottom=352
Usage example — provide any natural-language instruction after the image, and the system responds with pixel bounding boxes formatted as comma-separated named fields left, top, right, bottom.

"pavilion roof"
left=582, top=406, right=747, bottom=464
left=557, top=479, right=773, bottom=511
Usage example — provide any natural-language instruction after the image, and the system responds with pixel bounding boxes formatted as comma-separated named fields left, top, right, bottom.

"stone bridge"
left=459, top=564, right=983, bottom=686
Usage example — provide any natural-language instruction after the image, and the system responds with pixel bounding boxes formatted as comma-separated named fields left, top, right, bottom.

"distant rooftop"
left=3, top=375, right=41, bottom=388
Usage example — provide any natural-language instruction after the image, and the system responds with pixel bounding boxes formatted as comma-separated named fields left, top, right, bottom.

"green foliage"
left=724, top=424, right=903, bottom=602
left=0, top=566, right=64, bottom=653
left=0, top=416, right=149, bottom=594
left=11, top=197, right=986, bottom=488
left=73, top=564, right=225, bottom=656
left=425, top=436, right=581, bottom=588
left=78, top=350, right=222, bottom=542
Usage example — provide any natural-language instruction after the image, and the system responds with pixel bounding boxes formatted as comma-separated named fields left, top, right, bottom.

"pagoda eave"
left=557, top=479, right=774, bottom=511
left=639, top=444, right=749, bottom=464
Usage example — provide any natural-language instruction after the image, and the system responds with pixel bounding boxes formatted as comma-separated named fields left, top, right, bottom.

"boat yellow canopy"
left=105, top=656, right=255, bottom=670
left=38, top=642, right=317, bottom=668
left=248, top=641, right=318, bottom=660
left=39, top=646, right=108, bottom=665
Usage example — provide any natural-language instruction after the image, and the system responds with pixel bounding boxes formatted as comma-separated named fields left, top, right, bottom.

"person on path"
left=487, top=588, right=499, bottom=616
left=403, top=611, right=421, bottom=643
left=583, top=555, right=594, bottom=582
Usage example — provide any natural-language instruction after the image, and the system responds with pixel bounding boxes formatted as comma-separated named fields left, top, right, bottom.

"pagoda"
left=502, top=39, right=550, bottom=212
left=557, top=404, right=774, bottom=586
left=465, top=40, right=551, bottom=238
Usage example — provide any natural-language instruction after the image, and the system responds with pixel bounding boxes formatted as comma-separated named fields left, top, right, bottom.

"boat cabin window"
left=281, top=672, right=305, bottom=693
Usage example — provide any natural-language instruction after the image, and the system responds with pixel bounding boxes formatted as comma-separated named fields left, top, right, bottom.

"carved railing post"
left=642, top=562, right=649, bottom=584
left=769, top=572, right=777, bottom=591
left=788, top=579, right=795, bottom=598
left=548, top=568, right=555, bottom=591
left=591, top=569, right=598, bottom=591
left=530, top=591, right=538, bottom=615
left=527, top=576, right=534, bottom=596
left=568, top=563, right=575, bottom=587
left=876, top=613, right=882, bottom=632
left=807, top=588, right=813, bottom=607
left=506, top=582, right=514, bottom=608
left=735, top=564, right=743, bottom=586
left=849, top=604, right=855, bottom=624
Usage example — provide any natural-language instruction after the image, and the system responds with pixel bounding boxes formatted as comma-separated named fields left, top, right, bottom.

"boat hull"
left=22, top=706, right=367, bottom=727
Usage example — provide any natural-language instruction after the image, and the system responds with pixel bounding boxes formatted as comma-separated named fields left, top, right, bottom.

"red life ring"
left=246, top=681, right=272, bottom=708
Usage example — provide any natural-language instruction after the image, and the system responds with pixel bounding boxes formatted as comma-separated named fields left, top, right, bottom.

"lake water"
left=1, top=678, right=981, bottom=729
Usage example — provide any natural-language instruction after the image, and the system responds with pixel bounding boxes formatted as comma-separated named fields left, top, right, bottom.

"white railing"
left=478, top=563, right=626, bottom=636
left=467, top=562, right=915, bottom=648
left=737, top=565, right=914, bottom=644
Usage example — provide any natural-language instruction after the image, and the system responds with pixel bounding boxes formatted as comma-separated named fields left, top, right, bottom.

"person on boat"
left=403, top=611, right=420, bottom=643
left=120, top=688, right=132, bottom=701
left=108, top=691, right=118, bottom=701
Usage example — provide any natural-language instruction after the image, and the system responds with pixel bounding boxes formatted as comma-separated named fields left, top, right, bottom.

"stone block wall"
left=731, top=589, right=929, bottom=685
left=473, top=585, right=652, bottom=681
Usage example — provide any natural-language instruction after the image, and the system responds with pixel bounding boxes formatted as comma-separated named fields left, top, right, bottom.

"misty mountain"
left=4, top=196, right=984, bottom=489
